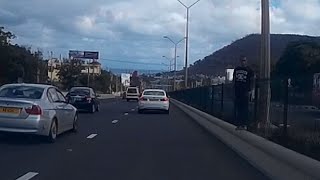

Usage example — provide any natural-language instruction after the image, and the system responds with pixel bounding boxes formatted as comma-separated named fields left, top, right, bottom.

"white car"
left=126, top=87, right=140, bottom=101
left=138, top=89, right=169, bottom=114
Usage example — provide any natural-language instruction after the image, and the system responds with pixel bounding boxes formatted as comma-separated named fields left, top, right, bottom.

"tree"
left=58, top=59, right=83, bottom=90
left=275, top=41, right=320, bottom=92
left=0, top=27, right=45, bottom=85
left=0, top=27, right=15, bottom=46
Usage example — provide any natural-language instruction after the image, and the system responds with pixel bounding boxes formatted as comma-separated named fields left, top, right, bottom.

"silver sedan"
left=0, top=83, right=78, bottom=142
left=138, top=89, right=170, bottom=114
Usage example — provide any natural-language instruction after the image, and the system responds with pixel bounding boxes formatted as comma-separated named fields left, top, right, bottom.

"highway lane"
left=0, top=98, right=268, bottom=180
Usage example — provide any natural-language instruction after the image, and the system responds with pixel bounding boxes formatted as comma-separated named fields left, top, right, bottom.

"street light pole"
left=162, top=56, right=172, bottom=71
left=259, top=0, right=271, bottom=132
left=163, top=36, right=185, bottom=91
left=177, top=0, right=200, bottom=89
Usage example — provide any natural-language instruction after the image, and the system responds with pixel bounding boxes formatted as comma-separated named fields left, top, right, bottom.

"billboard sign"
left=84, top=51, right=99, bottom=59
left=121, top=73, right=131, bottom=87
left=69, top=50, right=99, bottom=59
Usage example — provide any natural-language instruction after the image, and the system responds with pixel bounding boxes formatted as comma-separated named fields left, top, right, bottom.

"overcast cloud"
left=1, top=0, right=320, bottom=70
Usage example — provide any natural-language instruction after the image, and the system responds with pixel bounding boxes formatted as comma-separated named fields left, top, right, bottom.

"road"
left=0, top=98, right=268, bottom=180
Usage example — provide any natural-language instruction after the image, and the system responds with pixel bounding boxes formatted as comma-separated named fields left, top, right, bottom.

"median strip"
left=87, top=134, right=97, bottom=139
left=16, top=172, right=39, bottom=180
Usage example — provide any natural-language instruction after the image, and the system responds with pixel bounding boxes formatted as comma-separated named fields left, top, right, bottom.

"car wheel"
left=138, top=109, right=143, bottom=114
left=165, top=110, right=169, bottom=114
left=96, top=104, right=100, bottom=112
left=47, top=119, right=58, bottom=143
left=90, top=104, right=95, bottom=113
left=72, top=114, right=78, bottom=133
left=126, top=99, right=129, bottom=102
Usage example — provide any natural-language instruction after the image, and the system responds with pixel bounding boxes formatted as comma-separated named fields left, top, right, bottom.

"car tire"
left=90, top=104, right=95, bottom=113
left=47, top=119, right=58, bottom=143
left=96, top=104, right=100, bottom=112
left=165, top=110, right=169, bottom=114
left=126, top=99, right=129, bottom=102
left=72, top=114, right=78, bottom=133
left=138, top=109, right=143, bottom=114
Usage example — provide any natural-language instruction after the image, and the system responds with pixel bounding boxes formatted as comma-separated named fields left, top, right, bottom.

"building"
left=48, top=58, right=62, bottom=82
left=81, top=60, right=102, bottom=75
left=48, top=59, right=102, bottom=82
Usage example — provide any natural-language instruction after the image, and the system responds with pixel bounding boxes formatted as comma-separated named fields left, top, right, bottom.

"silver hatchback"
left=0, top=83, right=78, bottom=142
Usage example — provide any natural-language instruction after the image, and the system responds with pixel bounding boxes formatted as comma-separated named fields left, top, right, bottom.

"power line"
left=99, top=58, right=166, bottom=66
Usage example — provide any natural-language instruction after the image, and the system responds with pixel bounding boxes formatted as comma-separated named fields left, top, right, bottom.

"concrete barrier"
left=172, top=98, right=320, bottom=180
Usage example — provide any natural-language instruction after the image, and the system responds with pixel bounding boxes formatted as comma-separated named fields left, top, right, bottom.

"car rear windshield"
left=143, top=91, right=165, bottom=96
left=0, top=86, right=44, bottom=99
left=69, top=89, right=90, bottom=95
left=127, top=88, right=138, bottom=93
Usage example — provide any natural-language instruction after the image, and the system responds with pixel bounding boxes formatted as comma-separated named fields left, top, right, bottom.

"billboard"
left=69, top=50, right=99, bottom=59
left=121, top=73, right=131, bottom=87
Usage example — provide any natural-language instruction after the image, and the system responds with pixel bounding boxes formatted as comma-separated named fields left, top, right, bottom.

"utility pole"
left=50, top=51, right=53, bottom=85
left=258, top=0, right=271, bottom=131
left=87, top=60, right=90, bottom=87
left=177, top=0, right=200, bottom=89
left=163, top=36, right=185, bottom=91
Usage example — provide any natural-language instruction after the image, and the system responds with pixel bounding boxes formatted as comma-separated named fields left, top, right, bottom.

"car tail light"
left=161, top=97, right=169, bottom=101
left=26, top=105, right=42, bottom=115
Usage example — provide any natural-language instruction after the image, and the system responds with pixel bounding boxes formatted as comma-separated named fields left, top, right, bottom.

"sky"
left=1, top=0, right=320, bottom=71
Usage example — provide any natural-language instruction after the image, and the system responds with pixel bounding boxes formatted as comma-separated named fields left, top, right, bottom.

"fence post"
left=253, top=80, right=259, bottom=128
left=220, top=83, right=224, bottom=119
left=283, top=78, right=289, bottom=137
left=211, top=85, right=215, bottom=115
left=203, top=87, right=207, bottom=111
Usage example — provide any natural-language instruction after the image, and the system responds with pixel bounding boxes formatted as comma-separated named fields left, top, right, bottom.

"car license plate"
left=150, top=99, right=159, bottom=101
left=0, top=107, right=21, bottom=114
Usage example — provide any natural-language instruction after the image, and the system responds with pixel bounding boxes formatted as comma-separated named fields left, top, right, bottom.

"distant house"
left=48, top=59, right=102, bottom=82
left=48, top=58, right=61, bottom=82
left=81, top=60, right=102, bottom=75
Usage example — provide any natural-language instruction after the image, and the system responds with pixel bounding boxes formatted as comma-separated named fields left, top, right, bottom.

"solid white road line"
left=112, top=120, right=119, bottom=124
left=87, top=134, right=98, bottom=139
left=16, top=172, right=39, bottom=180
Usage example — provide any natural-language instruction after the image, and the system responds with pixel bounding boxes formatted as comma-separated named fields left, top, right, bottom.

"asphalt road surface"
left=0, top=98, right=268, bottom=180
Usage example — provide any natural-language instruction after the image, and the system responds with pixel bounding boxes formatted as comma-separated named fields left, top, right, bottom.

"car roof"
left=143, top=89, right=165, bottom=92
left=1, top=83, right=54, bottom=89
left=70, top=87, right=91, bottom=90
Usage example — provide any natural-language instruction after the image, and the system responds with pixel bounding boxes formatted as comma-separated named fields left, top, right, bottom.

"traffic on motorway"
left=0, top=84, right=169, bottom=143
left=0, top=84, right=267, bottom=180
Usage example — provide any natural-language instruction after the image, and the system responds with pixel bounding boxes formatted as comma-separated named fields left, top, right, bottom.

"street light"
left=177, top=0, right=201, bottom=89
left=162, top=55, right=173, bottom=71
left=163, top=36, right=185, bottom=90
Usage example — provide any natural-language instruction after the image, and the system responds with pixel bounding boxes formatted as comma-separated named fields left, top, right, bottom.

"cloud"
left=0, top=0, right=320, bottom=70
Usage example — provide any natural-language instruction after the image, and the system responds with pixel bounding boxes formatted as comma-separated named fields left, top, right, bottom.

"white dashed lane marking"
left=112, top=120, right=119, bottom=124
left=124, top=113, right=129, bottom=115
left=16, top=172, right=39, bottom=180
left=87, top=134, right=98, bottom=139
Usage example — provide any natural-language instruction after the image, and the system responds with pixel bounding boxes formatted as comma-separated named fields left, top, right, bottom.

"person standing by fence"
left=233, top=56, right=254, bottom=130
